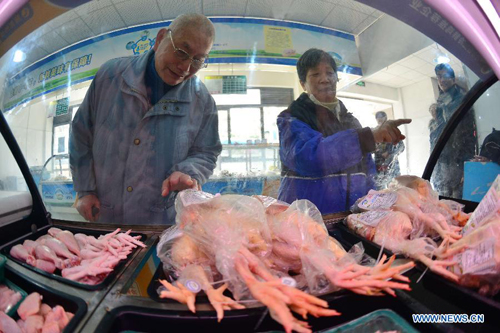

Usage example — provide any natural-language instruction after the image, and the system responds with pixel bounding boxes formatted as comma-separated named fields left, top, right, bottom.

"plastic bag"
left=462, top=176, right=500, bottom=236
left=263, top=198, right=368, bottom=294
left=447, top=215, right=500, bottom=295
left=391, top=175, right=439, bottom=202
left=346, top=209, right=438, bottom=261
left=392, top=175, right=469, bottom=227
left=173, top=190, right=272, bottom=300
left=352, top=187, right=455, bottom=240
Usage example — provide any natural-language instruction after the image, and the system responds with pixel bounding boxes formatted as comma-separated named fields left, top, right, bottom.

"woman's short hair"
left=375, top=111, right=387, bottom=119
left=297, top=48, right=338, bottom=83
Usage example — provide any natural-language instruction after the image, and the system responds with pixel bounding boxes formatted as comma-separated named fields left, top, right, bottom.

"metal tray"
left=1, top=225, right=147, bottom=290
left=4, top=266, right=87, bottom=333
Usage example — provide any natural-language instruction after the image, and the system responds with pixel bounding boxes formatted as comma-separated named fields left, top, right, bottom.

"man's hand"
left=372, top=119, right=412, bottom=144
left=162, top=171, right=200, bottom=197
left=76, top=194, right=101, bottom=222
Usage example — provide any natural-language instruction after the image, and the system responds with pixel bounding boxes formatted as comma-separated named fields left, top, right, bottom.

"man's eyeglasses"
left=168, top=30, right=208, bottom=70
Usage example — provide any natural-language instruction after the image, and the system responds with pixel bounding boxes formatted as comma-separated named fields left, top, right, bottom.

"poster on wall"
left=209, top=18, right=361, bottom=74
left=2, top=18, right=361, bottom=112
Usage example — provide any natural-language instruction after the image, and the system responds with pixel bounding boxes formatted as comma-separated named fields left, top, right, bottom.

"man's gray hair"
left=169, top=13, right=215, bottom=41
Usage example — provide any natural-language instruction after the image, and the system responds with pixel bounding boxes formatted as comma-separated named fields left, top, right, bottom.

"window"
left=431, top=81, right=500, bottom=202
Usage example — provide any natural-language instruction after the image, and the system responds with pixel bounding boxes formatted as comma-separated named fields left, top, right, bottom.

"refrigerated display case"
left=0, top=0, right=499, bottom=332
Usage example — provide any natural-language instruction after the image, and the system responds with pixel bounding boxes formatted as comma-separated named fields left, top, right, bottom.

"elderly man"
left=70, top=14, right=222, bottom=224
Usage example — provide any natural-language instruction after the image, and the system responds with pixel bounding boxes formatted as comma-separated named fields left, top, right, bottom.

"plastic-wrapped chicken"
left=158, top=190, right=338, bottom=333
left=346, top=210, right=457, bottom=281
left=156, top=209, right=244, bottom=322
left=352, top=185, right=461, bottom=243
left=437, top=177, right=500, bottom=294
left=461, top=175, right=500, bottom=236
left=391, top=176, right=470, bottom=226
left=260, top=197, right=414, bottom=297
left=440, top=212, right=500, bottom=295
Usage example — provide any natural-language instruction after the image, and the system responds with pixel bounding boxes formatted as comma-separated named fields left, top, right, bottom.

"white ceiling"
left=363, top=44, right=465, bottom=88
left=11, top=0, right=382, bottom=73
left=6, top=0, right=467, bottom=89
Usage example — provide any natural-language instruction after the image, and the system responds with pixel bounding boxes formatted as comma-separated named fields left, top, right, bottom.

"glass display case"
left=0, top=0, right=499, bottom=332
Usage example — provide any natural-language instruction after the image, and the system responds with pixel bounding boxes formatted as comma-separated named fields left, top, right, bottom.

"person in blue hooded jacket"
left=277, top=48, right=411, bottom=214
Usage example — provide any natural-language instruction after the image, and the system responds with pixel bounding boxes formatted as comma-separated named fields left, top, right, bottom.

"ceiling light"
left=433, top=43, right=450, bottom=64
left=434, top=55, right=451, bottom=64
left=13, top=50, right=26, bottom=63
left=248, top=64, right=257, bottom=70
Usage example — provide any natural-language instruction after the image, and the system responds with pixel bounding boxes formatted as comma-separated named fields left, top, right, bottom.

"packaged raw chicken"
left=391, top=176, right=470, bottom=226
left=157, top=190, right=413, bottom=333
left=352, top=184, right=462, bottom=244
left=437, top=178, right=500, bottom=295
left=462, top=175, right=500, bottom=236
left=346, top=210, right=456, bottom=281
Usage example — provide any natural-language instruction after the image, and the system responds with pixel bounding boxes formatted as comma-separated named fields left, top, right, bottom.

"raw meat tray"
left=1, top=225, right=147, bottom=290
left=333, top=222, right=500, bottom=332
left=96, top=289, right=450, bottom=333
left=4, top=265, right=87, bottom=332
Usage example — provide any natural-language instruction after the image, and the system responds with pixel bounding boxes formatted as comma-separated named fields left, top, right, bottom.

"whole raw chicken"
left=347, top=210, right=457, bottom=281
left=391, top=176, right=470, bottom=226
left=353, top=186, right=462, bottom=243
left=157, top=190, right=413, bottom=333
left=260, top=197, right=414, bottom=296
left=438, top=213, right=500, bottom=295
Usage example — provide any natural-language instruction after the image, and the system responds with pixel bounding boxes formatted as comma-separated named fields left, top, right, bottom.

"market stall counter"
left=84, top=236, right=452, bottom=333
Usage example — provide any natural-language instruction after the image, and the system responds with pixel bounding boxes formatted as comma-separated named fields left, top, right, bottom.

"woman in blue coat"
left=277, top=48, right=411, bottom=214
